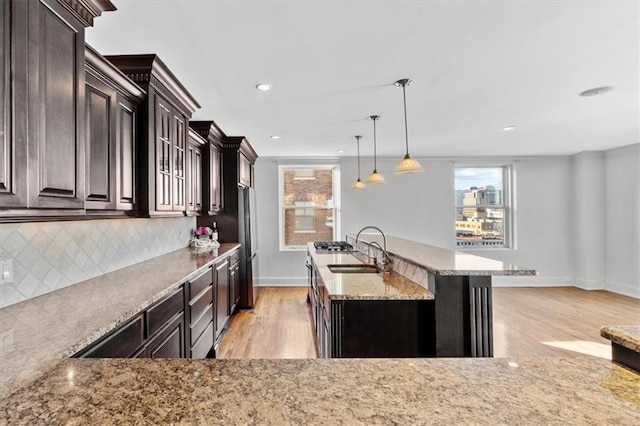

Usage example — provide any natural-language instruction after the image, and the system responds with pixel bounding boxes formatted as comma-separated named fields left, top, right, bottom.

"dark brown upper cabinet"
left=84, top=45, right=145, bottom=213
left=186, top=128, right=205, bottom=215
left=224, top=137, right=257, bottom=189
left=0, top=0, right=115, bottom=220
left=104, top=55, right=200, bottom=217
left=189, top=121, right=225, bottom=214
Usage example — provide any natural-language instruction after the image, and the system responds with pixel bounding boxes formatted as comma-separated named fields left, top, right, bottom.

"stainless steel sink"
left=327, top=264, right=380, bottom=274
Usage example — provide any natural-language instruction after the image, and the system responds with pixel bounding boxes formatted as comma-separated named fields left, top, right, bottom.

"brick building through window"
left=279, top=165, right=340, bottom=250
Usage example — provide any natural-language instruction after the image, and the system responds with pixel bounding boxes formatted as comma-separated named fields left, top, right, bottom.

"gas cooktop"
left=313, top=241, right=353, bottom=252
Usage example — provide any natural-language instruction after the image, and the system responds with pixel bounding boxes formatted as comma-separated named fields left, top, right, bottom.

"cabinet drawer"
left=191, top=321, right=214, bottom=359
left=189, top=267, right=212, bottom=300
left=147, top=286, right=184, bottom=337
left=190, top=285, right=213, bottom=323
left=80, top=315, right=144, bottom=358
left=190, top=304, right=213, bottom=346
left=229, top=250, right=240, bottom=266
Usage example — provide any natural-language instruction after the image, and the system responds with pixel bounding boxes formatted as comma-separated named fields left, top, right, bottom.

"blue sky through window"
left=455, top=167, right=503, bottom=190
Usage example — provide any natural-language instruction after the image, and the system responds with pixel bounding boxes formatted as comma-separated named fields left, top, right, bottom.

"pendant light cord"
left=356, top=136, right=361, bottom=179
left=402, top=83, right=410, bottom=156
left=372, top=117, right=378, bottom=170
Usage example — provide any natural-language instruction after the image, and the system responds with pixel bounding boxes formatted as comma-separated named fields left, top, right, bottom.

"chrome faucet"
left=355, top=226, right=392, bottom=272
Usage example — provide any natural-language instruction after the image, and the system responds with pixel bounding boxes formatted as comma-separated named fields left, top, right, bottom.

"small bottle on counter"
left=211, top=222, right=219, bottom=241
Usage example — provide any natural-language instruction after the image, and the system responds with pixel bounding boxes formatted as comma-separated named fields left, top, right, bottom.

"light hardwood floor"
left=218, top=287, right=317, bottom=358
left=493, top=287, right=639, bottom=358
left=218, top=286, right=639, bottom=359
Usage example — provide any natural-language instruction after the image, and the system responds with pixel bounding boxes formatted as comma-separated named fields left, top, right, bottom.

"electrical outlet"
left=0, top=259, right=13, bottom=285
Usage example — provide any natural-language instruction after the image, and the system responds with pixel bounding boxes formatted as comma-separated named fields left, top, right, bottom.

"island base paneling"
left=330, top=300, right=436, bottom=358
left=612, top=343, right=640, bottom=372
left=429, top=274, right=493, bottom=357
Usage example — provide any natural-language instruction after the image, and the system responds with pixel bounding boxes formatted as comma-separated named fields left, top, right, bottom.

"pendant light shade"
left=394, top=78, right=424, bottom=174
left=366, top=115, right=386, bottom=184
left=352, top=135, right=366, bottom=190
left=352, top=180, right=366, bottom=190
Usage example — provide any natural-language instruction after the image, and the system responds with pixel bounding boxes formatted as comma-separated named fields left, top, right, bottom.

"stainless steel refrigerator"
left=238, top=187, right=258, bottom=308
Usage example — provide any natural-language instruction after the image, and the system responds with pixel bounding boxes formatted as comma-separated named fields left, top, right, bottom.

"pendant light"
left=394, top=78, right=424, bottom=174
left=352, top=135, right=366, bottom=190
left=366, top=115, right=385, bottom=184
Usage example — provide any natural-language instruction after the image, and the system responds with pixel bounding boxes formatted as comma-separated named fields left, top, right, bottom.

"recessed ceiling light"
left=579, top=86, right=614, bottom=97
left=256, top=83, right=272, bottom=91
left=502, top=126, right=516, bottom=131
left=270, top=135, right=281, bottom=140
left=337, top=150, right=344, bottom=153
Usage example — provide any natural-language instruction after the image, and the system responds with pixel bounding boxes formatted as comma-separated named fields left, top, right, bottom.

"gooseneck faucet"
left=355, top=226, right=392, bottom=272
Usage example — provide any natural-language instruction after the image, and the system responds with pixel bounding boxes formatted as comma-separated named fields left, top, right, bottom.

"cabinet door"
left=229, top=261, right=240, bottom=314
left=85, top=76, right=115, bottom=209
left=85, top=77, right=137, bottom=212
left=214, top=258, right=230, bottom=338
left=187, top=138, right=203, bottom=213
left=172, top=112, right=186, bottom=211
left=27, top=0, right=85, bottom=210
left=147, top=313, right=185, bottom=359
left=115, top=95, right=136, bottom=210
left=239, top=153, right=251, bottom=188
left=155, top=96, right=173, bottom=211
left=209, top=143, right=223, bottom=212
left=0, top=0, right=29, bottom=209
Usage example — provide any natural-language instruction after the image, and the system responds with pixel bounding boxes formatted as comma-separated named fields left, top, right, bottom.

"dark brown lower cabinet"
left=78, top=314, right=144, bottom=358
left=75, top=285, right=185, bottom=359
left=187, top=266, right=214, bottom=359
left=311, top=259, right=435, bottom=359
left=229, top=250, right=240, bottom=315
left=191, top=321, right=214, bottom=359
left=135, top=313, right=185, bottom=359
left=329, top=299, right=435, bottom=358
left=75, top=250, right=243, bottom=360
left=214, top=258, right=230, bottom=343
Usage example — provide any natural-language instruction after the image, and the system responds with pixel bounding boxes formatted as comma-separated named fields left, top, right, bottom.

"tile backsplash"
left=346, top=235, right=431, bottom=289
left=0, top=217, right=195, bottom=308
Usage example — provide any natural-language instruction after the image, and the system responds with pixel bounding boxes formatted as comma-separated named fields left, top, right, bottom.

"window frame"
left=454, top=163, right=515, bottom=250
left=278, top=164, right=341, bottom=251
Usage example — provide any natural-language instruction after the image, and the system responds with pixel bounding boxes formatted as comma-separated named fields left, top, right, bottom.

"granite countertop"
left=1, top=357, right=639, bottom=424
left=601, top=326, right=640, bottom=353
left=348, top=234, right=537, bottom=276
left=0, top=243, right=240, bottom=400
left=307, top=243, right=434, bottom=301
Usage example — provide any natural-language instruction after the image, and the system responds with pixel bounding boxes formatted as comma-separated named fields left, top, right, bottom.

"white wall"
left=255, top=155, right=577, bottom=288
left=340, top=158, right=454, bottom=249
left=464, top=158, right=575, bottom=287
left=254, top=159, right=309, bottom=285
left=604, top=144, right=640, bottom=298
left=571, top=152, right=605, bottom=290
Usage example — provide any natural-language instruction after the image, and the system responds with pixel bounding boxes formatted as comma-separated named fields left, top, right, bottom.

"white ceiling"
left=86, top=0, right=639, bottom=158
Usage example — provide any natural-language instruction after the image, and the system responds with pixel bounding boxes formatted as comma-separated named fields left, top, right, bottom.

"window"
left=279, top=165, right=340, bottom=250
left=455, top=166, right=512, bottom=248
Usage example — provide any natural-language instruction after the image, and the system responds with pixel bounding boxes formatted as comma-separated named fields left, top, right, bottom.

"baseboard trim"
left=574, top=277, right=605, bottom=291
left=256, top=277, right=306, bottom=287
left=605, top=279, right=640, bottom=299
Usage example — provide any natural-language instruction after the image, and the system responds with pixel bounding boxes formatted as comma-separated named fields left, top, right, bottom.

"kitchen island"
left=1, top=357, right=639, bottom=424
left=601, top=325, right=640, bottom=372
left=310, top=234, right=536, bottom=358
left=307, top=244, right=435, bottom=357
